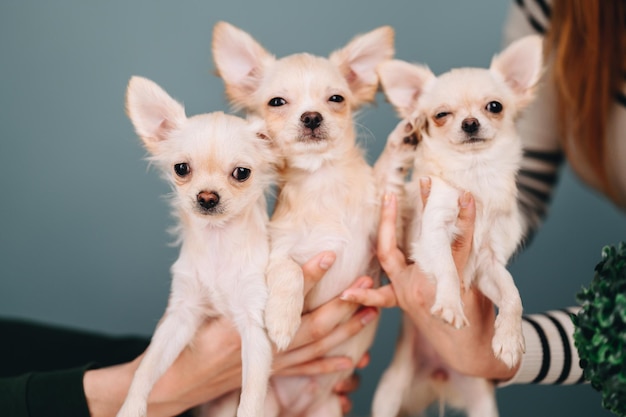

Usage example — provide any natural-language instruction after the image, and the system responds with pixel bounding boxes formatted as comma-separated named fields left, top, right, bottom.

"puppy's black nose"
left=300, top=112, right=323, bottom=130
left=197, top=191, right=220, bottom=210
left=461, top=118, right=480, bottom=134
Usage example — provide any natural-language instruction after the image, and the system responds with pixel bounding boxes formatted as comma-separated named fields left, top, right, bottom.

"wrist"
left=83, top=362, right=135, bottom=417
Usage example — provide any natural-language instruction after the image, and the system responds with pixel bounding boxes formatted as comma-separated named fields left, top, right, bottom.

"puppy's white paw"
left=430, top=301, right=469, bottom=329
left=492, top=317, right=525, bottom=368
left=265, top=300, right=301, bottom=351
left=387, top=119, right=419, bottom=152
left=116, top=399, right=147, bottom=417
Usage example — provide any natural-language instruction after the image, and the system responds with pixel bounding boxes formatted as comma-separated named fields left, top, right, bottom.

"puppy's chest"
left=276, top=166, right=377, bottom=239
left=276, top=170, right=379, bottom=307
left=416, top=153, right=518, bottom=207
left=179, top=227, right=268, bottom=295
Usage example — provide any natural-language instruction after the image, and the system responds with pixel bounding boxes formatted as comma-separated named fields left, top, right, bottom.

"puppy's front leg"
left=264, top=255, right=304, bottom=351
left=373, top=119, right=416, bottom=198
left=117, top=288, right=204, bottom=417
left=373, top=121, right=417, bottom=249
left=476, top=262, right=525, bottom=369
left=413, top=181, right=468, bottom=329
left=234, top=307, right=273, bottom=417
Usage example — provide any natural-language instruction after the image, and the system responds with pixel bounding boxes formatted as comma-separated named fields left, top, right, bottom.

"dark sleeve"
left=0, top=366, right=93, bottom=417
left=0, top=318, right=150, bottom=417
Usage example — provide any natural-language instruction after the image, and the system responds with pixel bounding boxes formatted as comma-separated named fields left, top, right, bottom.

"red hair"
left=545, top=0, right=625, bottom=197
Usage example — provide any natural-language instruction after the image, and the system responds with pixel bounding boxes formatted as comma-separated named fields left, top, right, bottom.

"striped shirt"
left=502, top=0, right=626, bottom=385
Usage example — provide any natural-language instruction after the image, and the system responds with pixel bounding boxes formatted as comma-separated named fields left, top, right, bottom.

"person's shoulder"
left=504, top=0, right=552, bottom=44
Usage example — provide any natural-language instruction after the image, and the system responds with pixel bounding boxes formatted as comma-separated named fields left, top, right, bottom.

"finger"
left=291, top=277, right=374, bottom=349
left=340, top=285, right=398, bottom=308
left=275, top=307, right=379, bottom=371
left=333, top=371, right=361, bottom=394
left=274, top=356, right=353, bottom=377
left=334, top=372, right=361, bottom=415
left=339, top=395, right=352, bottom=415
left=355, top=351, right=370, bottom=369
left=458, top=191, right=476, bottom=226
left=376, top=193, right=408, bottom=278
left=302, top=251, right=336, bottom=295
left=419, top=176, right=431, bottom=208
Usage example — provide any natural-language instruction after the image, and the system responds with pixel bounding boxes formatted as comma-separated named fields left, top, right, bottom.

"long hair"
left=545, top=0, right=625, bottom=197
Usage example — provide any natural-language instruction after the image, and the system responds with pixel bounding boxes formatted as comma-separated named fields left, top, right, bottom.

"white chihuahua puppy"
left=212, top=22, right=394, bottom=416
left=372, top=35, right=543, bottom=417
left=117, top=76, right=275, bottom=417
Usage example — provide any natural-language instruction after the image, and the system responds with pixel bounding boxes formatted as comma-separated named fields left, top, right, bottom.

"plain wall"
left=1, top=1, right=624, bottom=416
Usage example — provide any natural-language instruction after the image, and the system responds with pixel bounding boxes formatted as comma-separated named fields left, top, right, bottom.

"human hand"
left=341, top=177, right=474, bottom=310
left=341, top=179, right=517, bottom=381
left=84, top=252, right=378, bottom=417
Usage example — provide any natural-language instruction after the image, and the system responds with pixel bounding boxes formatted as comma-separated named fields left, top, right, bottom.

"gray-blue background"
left=1, top=1, right=624, bottom=416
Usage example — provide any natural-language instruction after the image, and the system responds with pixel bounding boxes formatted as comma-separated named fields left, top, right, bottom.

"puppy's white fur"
left=117, top=76, right=275, bottom=417
left=373, top=35, right=543, bottom=417
left=213, top=22, right=395, bottom=416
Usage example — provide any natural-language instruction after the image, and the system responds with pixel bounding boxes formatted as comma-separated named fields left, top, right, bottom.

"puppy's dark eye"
left=174, top=163, right=190, bottom=177
left=435, top=111, right=450, bottom=119
left=232, top=167, right=251, bottom=182
left=268, top=97, right=287, bottom=107
left=329, top=95, right=344, bottom=103
left=486, top=101, right=503, bottom=113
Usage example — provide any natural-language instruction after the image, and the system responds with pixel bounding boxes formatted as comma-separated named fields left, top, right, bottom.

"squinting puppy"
left=117, top=76, right=275, bottom=417
left=372, top=35, right=543, bottom=417
left=212, top=22, right=395, bottom=416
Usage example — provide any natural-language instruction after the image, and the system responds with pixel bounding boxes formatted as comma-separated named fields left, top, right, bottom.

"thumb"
left=452, top=191, right=475, bottom=270
left=376, top=193, right=408, bottom=279
left=302, top=251, right=336, bottom=294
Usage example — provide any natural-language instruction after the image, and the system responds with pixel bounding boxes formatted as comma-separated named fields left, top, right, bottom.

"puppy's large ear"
left=329, top=26, right=395, bottom=107
left=212, top=21, right=275, bottom=110
left=490, top=35, right=543, bottom=108
left=125, top=76, right=186, bottom=154
left=377, top=60, right=435, bottom=119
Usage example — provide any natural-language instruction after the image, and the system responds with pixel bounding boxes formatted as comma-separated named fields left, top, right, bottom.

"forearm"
left=83, top=319, right=242, bottom=417
left=83, top=362, right=134, bottom=417
left=502, top=307, right=584, bottom=386
left=83, top=353, right=228, bottom=417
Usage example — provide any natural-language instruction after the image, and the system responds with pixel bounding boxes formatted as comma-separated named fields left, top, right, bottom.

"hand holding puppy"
left=85, top=252, right=377, bottom=417
left=342, top=186, right=518, bottom=382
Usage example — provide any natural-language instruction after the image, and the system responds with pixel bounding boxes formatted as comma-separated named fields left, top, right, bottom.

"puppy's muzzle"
left=461, top=117, right=480, bottom=134
left=197, top=191, right=220, bottom=211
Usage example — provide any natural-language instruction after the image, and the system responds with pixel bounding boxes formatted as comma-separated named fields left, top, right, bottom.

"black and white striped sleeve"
left=517, top=147, right=564, bottom=244
left=515, top=77, right=565, bottom=242
left=502, top=307, right=585, bottom=385
left=503, top=0, right=565, bottom=242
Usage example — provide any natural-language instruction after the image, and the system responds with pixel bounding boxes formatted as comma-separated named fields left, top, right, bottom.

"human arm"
left=83, top=251, right=377, bottom=417
left=499, top=0, right=584, bottom=385
left=0, top=318, right=150, bottom=417
left=503, top=307, right=583, bottom=385
left=0, top=252, right=376, bottom=417
left=504, top=0, right=565, bottom=242
left=342, top=189, right=584, bottom=384
left=341, top=191, right=518, bottom=381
